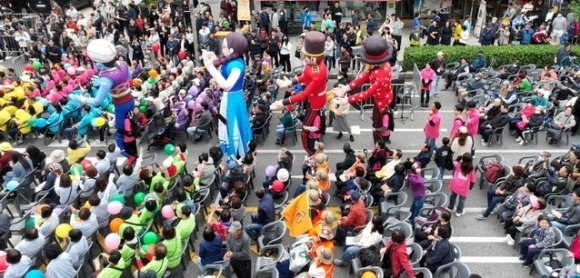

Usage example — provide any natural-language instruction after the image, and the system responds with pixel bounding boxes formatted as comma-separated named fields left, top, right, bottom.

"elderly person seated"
left=479, top=97, right=502, bottom=121
left=444, top=58, right=470, bottom=90
left=457, top=72, right=484, bottom=103
left=546, top=106, right=576, bottom=144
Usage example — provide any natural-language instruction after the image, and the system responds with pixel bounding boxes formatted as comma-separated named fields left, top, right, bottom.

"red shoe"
left=127, top=156, right=136, bottom=165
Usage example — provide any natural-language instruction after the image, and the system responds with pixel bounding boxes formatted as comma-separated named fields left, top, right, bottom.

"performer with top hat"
left=271, top=31, right=329, bottom=155
left=333, top=35, right=395, bottom=144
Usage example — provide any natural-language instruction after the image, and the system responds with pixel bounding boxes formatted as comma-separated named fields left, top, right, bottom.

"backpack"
left=484, top=160, right=504, bottom=183
left=358, top=245, right=382, bottom=268
left=126, top=115, right=142, bottom=138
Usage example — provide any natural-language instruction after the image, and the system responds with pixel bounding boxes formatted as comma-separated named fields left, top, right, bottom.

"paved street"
left=1, top=3, right=563, bottom=278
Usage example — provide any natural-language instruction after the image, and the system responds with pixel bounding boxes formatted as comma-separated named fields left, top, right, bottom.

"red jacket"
left=384, top=241, right=416, bottom=278
left=283, top=62, right=329, bottom=110
left=347, top=63, right=393, bottom=114
left=341, top=200, right=366, bottom=228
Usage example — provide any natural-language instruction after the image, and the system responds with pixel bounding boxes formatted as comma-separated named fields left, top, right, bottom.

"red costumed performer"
left=334, top=35, right=394, bottom=144
left=271, top=31, right=328, bottom=155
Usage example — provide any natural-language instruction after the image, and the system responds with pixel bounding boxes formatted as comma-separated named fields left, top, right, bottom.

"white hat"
left=87, top=39, right=117, bottom=63
left=277, top=168, right=289, bottom=182
left=437, top=51, right=445, bottom=56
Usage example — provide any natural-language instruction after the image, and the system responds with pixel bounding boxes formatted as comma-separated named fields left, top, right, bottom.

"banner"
left=281, top=192, right=312, bottom=237
left=237, top=0, right=251, bottom=21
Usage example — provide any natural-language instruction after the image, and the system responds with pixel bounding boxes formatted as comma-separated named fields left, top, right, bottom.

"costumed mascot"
left=69, top=39, right=135, bottom=161
left=202, top=32, right=252, bottom=160
left=271, top=31, right=328, bottom=155
left=333, top=35, right=394, bottom=144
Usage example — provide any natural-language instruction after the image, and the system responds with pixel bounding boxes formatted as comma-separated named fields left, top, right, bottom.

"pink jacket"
left=448, top=161, right=476, bottom=197
left=420, top=68, right=436, bottom=91
left=424, top=111, right=441, bottom=139
left=466, top=109, right=479, bottom=136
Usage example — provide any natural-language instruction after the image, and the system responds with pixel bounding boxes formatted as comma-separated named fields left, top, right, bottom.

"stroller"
left=147, top=119, right=176, bottom=151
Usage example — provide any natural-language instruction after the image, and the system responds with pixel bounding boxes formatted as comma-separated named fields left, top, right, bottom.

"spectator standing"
left=279, top=35, right=292, bottom=73
left=447, top=153, right=476, bottom=217
left=424, top=101, right=442, bottom=154
left=428, top=51, right=446, bottom=97
left=225, top=221, right=252, bottom=278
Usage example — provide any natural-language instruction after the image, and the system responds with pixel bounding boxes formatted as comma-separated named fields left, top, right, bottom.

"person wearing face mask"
left=504, top=195, right=546, bottom=246
left=279, top=36, right=292, bottom=73
left=519, top=214, right=556, bottom=267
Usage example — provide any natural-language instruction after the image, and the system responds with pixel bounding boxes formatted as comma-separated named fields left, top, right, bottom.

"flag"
left=281, top=192, right=312, bottom=237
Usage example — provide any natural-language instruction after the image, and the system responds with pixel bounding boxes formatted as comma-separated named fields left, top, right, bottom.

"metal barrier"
left=11, top=54, right=26, bottom=74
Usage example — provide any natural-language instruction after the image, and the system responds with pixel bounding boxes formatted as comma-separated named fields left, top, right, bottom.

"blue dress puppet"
left=69, top=39, right=135, bottom=162
left=202, top=32, right=252, bottom=160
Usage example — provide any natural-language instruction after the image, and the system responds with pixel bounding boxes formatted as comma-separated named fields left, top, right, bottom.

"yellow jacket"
left=454, top=25, right=462, bottom=41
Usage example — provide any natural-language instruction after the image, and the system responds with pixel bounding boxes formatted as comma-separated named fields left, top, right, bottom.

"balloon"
left=148, top=69, right=158, bottom=78
left=139, top=98, right=147, bottom=106
left=188, top=87, right=198, bottom=97
left=265, top=165, right=277, bottom=178
left=111, top=194, right=126, bottom=204
left=0, top=252, right=6, bottom=272
left=143, top=232, right=158, bottom=245
left=92, top=117, right=106, bottom=127
left=24, top=269, right=44, bottom=278
left=134, top=192, right=146, bottom=204
left=28, top=118, right=37, bottom=127
left=361, top=271, right=377, bottom=278
left=178, top=50, right=187, bottom=60
left=63, top=63, right=71, bottom=70
left=6, top=180, right=18, bottom=191
left=147, top=77, right=156, bottom=84
left=66, top=67, right=76, bottom=75
left=32, top=61, right=42, bottom=70
left=79, top=160, right=91, bottom=172
left=161, top=205, right=175, bottom=219
left=109, top=218, right=124, bottom=233
left=25, top=64, right=34, bottom=72
left=107, top=201, right=124, bottom=215
left=132, top=79, right=142, bottom=86
left=139, top=105, right=146, bottom=113
left=170, top=68, right=178, bottom=74
left=194, top=103, right=202, bottom=113
left=25, top=218, right=35, bottom=229
left=104, top=233, right=121, bottom=251
left=151, top=43, right=160, bottom=52
left=38, top=98, right=49, bottom=107
left=198, top=91, right=208, bottom=102
left=73, top=164, right=83, bottom=175
left=277, top=168, right=290, bottom=182
left=3, top=80, right=11, bottom=86
left=55, top=223, right=72, bottom=238
left=187, top=100, right=195, bottom=110
left=107, top=104, right=115, bottom=113
left=164, top=144, right=175, bottom=155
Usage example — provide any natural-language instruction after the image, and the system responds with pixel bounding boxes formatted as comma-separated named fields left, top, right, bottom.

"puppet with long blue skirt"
left=202, top=32, right=252, bottom=160
left=69, top=39, right=135, bottom=163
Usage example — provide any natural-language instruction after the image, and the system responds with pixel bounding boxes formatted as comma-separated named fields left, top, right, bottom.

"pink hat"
left=530, top=195, right=539, bottom=209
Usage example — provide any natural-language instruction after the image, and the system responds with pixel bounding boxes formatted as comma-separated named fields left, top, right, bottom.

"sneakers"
left=455, top=212, right=464, bottom=217
left=503, top=234, right=512, bottom=242
left=516, top=137, right=523, bottom=142
left=522, top=262, right=531, bottom=267
left=519, top=140, right=525, bottom=146
left=349, top=135, right=355, bottom=142
left=518, top=256, right=526, bottom=261
left=337, top=132, right=343, bottom=139
left=507, top=238, right=515, bottom=246
left=333, top=259, right=348, bottom=266
left=476, top=214, right=487, bottom=220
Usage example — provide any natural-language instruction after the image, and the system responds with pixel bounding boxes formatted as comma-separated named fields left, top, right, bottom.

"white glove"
left=276, top=76, right=293, bottom=89
left=333, top=84, right=351, bottom=98
left=270, top=100, right=284, bottom=111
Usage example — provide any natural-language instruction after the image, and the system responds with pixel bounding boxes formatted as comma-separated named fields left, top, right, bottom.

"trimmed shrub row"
left=402, top=44, right=580, bottom=70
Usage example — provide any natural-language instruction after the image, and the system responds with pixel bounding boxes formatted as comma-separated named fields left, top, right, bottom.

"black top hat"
left=361, top=35, right=392, bottom=65
left=302, top=31, right=325, bottom=57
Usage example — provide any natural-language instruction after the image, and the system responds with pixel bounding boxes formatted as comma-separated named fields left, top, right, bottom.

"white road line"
left=257, top=149, right=570, bottom=154
left=291, top=174, right=455, bottom=182
left=450, top=237, right=508, bottom=243
left=460, top=257, right=522, bottom=264
left=398, top=207, right=487, bottom=213
left=48, top=140, right=110, bottom=148
left=296, top=127, right=448, bottom=133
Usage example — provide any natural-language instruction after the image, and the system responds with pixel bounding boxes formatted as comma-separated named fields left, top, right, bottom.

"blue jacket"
left=426, top=239, right=454, bottom=269
left=300, top=11, right=312, bottom=28
left=199, top=235, right=224, bottom=266
left=77, top=112, right=94, bottom=136
left=521, top=29, right=534, bottom=44
left=472, top=56, right=486, bottom=70
left=47, top=112, right=63, bottom=134
left=257, top=193, right=275, bottom=224
left=412, top=17, right=423, bottom=30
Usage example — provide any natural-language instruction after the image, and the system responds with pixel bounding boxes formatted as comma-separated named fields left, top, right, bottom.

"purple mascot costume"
left=70, top=39, right=135, bottom=161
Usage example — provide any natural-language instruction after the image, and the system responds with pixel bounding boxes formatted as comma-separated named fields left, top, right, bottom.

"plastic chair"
left=253, top=266, right=279, bottom=278
left=434, top=261, right=471, bottom=278
left=274, top=191, right=289, bottom=218
left=282, top=120, right=299, bottom=146
left=489, top=124, right=508, bottom=146
left=199, top=263, right=224, bottom=278
left=355, top=266, right=383, bottom=278
left=530, top=248, right=574, bottom=278
left=400, top=268, right=433, bottom=278
left=255, top=244, right=286, bottom=272
left=407, top=243, right=423, bottom=267
left=383, top=221, right=413, bottom=242
left=476, top=154, right=504, bottom=178
left=380, top=191, right=408, bottom=219
left=424, top=180, right=442, bottom=193
left=421, top=167, right=440, bottom=182
left=257, top=221, right=287, bottom=252
left=546, top=194, right=574, bottom=213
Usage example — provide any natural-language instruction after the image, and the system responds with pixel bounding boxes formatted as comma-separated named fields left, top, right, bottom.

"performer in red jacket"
left=334, top=35, right=394, bottom=144
left=271, top=31, right=328, bottom=155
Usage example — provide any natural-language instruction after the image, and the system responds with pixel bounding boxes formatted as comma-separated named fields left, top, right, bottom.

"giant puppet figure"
left=70, top=39, right=135, bottom=160
left=333, top=35, right=394, bottom=144
left=271, top=31, right=328, bottom=155
left=202, top=32, right=252, bottom=160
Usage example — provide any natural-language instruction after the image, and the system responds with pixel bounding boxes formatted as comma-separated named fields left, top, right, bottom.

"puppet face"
left=93, top=62, right=107, bottom=71
left=222, top=38, right=233, bottom=58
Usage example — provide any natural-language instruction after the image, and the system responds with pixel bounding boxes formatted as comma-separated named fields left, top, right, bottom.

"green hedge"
left=402, top=45, right=580, bottom=71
